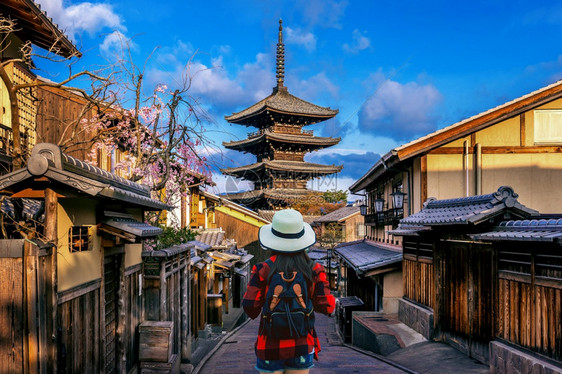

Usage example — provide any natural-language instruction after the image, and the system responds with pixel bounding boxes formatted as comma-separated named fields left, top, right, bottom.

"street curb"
left=192, top=317, right=252, bottom=374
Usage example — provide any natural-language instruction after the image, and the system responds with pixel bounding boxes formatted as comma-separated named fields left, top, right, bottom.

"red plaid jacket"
left=242, top=255, right=336, bottom=361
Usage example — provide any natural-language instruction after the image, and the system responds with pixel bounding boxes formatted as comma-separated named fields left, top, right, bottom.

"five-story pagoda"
left=221, top=20, right=342, bottom=210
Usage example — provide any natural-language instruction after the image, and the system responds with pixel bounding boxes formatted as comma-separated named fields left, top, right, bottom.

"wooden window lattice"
left=69, top=226, right=92, bottom=252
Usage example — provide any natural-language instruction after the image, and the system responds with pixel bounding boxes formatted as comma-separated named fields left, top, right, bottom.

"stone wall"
left=490, top=341, right=562, bottom=374
left=398, top=298, right=434, bottom=340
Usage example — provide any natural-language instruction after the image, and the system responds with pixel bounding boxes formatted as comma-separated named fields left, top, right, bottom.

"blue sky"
left=35, top=0, right=562, bottom=197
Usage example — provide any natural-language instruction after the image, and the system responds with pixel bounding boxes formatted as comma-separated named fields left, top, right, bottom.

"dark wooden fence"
left=0, top=239, right=54, bottom=373
left=403, top=238, right=435, bottom=309
left=143, top=244, right=191, bottom=361
left=496, top=243, right=562, bottom=361
left=437, top=240, right=494, bottom=363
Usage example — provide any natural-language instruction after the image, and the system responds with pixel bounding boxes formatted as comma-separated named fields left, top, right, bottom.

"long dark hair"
left=267, top=250, right=315, bottom=285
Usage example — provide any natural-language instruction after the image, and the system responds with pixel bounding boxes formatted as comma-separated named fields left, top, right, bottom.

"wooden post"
left=117, top=254, right=126, bottom=373
left=433, top=239, right=443, bottom=340
left=181, top=254, right=190, bottom=360
left=181, top=195, right=187, bottom=229
left=24, top=240, right=40, bottom=373
left=223, top=276, right=229, bottom=314
left=43, top=189, right=57, bottom=373
left=160, top=259, right=166, bottom=320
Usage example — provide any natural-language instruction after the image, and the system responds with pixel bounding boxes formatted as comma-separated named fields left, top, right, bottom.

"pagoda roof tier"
left=221, top=160, right=342, bottom=180
left=222, top=188, right=317, bottom=206
left=224, top=86, right=338, bottom=127
left=223, top=131, right=341, bottom=152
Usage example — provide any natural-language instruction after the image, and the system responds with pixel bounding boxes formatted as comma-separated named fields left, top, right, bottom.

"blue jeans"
left=255, top=351, right=314, bottom=372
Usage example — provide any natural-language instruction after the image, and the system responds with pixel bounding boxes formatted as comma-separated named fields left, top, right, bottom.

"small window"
left=534, top=110, right=562, bottom=144
left=69, top=226, right=92, bottom=252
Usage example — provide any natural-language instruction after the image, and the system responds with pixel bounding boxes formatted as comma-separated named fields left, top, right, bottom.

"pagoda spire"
left=276, top=19, right=285, bottom=89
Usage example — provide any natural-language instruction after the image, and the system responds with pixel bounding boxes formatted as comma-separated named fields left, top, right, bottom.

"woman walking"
left=242, top=209, right=336, bottom=374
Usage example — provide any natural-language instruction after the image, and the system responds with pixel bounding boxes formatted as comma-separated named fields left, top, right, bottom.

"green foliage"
left=323, top=189, right=348, bottom=203
left=155, top=226, right=197, bottom=250
left=319, top=222, right=345, bottom=248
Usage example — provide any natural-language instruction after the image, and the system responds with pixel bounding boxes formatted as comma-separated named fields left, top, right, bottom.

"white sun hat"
left=259, top=209, right=316, bottom=252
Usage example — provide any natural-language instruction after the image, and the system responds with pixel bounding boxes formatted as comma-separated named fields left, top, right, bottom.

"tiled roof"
left=258, top=210, right=276, bottom=222
left=313, top=206, right=360, bottom=223
left=335, top=240, right=402, bottom=274
left=221, top=160, right=342, bottom=177
left=103, top=211, right=162, bottom=238
left=223, top=132, right=340, bottom=151
left=0, top=143, right=170, bottom=211
left=225, top=87, right=338, bottom=125
left=196, top=229, right=230, bottom=249
left=397, top=186, right=538, bottom=227
left=471, top=218, right=562, bottom=243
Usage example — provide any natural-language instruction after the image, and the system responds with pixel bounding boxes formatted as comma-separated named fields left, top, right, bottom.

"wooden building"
left=221, top=20, right=341, bottom=210
left=0, top=0, right=79, bottom=171
left=312, top=205, right=364, bottom=244
left=0, top=143, right=169, bottom=372
left=334, top=240, right=403, bottom=314
left=350, top=80, right=562, bottom=245
left=390, top=186, right=562, bottom=372
left=472, top=218, right=562, bottom=372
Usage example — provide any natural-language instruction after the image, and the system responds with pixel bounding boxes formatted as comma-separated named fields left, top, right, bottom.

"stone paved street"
left=195, top=313, right=408, bottom=374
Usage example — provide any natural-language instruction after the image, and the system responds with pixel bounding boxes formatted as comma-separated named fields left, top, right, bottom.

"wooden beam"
left=520, top=113, right=526, bottom=146
left=44, top=188, right=58, bottom=373
left=428, top=146, right=562, bottom=154
left=420, top=155, right=427, bottom=210
left=10, top=188, right=65, bottom=199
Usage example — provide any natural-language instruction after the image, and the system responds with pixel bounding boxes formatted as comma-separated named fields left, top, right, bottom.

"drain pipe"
left=463, top=141, right=469, bottom=197
left=475, top=143, right=482, bottom=195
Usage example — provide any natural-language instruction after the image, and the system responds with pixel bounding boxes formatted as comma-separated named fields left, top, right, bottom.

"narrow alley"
left=194, top=313, right=410, bottom=374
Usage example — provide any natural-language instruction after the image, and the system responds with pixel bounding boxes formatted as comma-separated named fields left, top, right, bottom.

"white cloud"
left=358, top=78, right=442, bottom=141
left=37, top=0, right=125, bottom=40
left=290, top=72, right=339, bottom=101
left=99, top=31, right=135, bottom=57
left=146, top=49, right=275, bottom=111
left=343, top=29, right=371, bottom=54
left=285, top=27, right=317, bottom=51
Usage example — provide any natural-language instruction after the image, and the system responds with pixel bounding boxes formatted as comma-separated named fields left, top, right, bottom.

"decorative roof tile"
left=396, top=186, right=538, bottom=228
left=471, top=218, right=562, bottom=243
left=0, top=143, right=171, bottom=211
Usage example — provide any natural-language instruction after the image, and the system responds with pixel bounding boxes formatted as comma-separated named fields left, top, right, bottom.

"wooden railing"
left=364, top=209, right=404, bottom=225
left=0, top=124, right=32, bottom=158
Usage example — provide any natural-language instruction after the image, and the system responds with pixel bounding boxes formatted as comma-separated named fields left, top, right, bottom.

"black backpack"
left=261, top=259, right=315, bottom=339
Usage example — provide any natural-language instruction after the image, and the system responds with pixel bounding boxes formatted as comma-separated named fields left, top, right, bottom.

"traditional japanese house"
left=0, top=0, right=79, bottom=170
left=312, top=205, right=364, bottom=244
left=0, top=143, right=169, bottom=372
left=221, top=20, right=342, bottom=210
left=335, top=240, right=403, bottom=313
left=471, top=219, right=562, bottom=373
left=350, top=80, right=562, bottom=246
left=390, top=186, right=556, bottom=369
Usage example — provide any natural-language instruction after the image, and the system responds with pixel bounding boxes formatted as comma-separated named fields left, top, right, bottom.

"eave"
left=0, top=0, right=80, bottom=58
left=223, top=132, right=341, bottom=151
left=395, top=79, right=562, bottom=161
left=221, top=160, right=343, bottom=178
